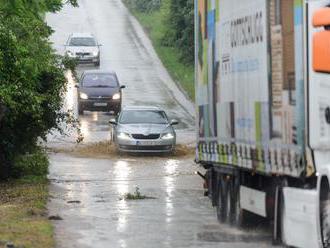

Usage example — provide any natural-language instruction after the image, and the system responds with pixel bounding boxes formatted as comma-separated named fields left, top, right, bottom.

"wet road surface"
left=48, top=154, right=273, bottom=248
left=46, top=0, right=276, bottom=247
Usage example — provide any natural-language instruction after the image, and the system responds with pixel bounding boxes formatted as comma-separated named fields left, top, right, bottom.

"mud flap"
left=282, top=187, right=320, bottom=248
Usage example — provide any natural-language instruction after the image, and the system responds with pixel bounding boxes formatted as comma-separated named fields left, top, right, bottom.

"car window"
left=82, top=73, right=119, bottom=88
left=69, top=37, right=96, bottom=46
left=119, top=110, right=168, bottom=124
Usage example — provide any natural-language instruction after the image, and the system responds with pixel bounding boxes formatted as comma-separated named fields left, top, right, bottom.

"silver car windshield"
left=69, top=37, right=96, bottom=46
left=82, top=73, right=118, bottom=88
left=119, top=110, right=168, bottom=124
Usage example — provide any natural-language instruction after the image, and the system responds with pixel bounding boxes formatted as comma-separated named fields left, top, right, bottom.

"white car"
left=65, top=33, right=101, bottom=66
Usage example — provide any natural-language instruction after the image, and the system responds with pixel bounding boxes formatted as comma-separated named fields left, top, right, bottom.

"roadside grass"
left=125, top=3, right=195, bottom=101
left=0, top=177, right=53, bottom=248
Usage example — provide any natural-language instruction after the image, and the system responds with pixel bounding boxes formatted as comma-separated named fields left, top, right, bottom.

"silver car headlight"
left=161, top=133, right=174, bottom=140
left=117, top=132, right=131, bottom=140
left=112, top=93, right=121, bottom=100
left=92, top=51, right=99, bottom=56
left=80, top=92, right=88, bottom=100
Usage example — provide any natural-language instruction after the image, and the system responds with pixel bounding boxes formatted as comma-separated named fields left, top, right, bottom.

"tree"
left=162, top=0, right=194, bottom=64
left=0, top=0, right=78, bottom=179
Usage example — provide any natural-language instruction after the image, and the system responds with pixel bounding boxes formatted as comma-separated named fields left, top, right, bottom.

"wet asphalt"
left=46, top=0, right=276, bottom=247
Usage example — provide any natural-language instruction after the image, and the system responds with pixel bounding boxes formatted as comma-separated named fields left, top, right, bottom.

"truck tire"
left=216, top=174, right=228, bottom=223
left=320, top=179, right=330, bottom=248
left=273, top=186, right=285, bottom=245
left=231, top=176, right=254, bottom=227
left=227, top=178, right=236, bottom=224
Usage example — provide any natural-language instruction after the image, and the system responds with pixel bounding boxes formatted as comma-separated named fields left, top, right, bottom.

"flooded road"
left=46, top=0, right=275, bottom=247
left=48, top=154, right=273, bottom=248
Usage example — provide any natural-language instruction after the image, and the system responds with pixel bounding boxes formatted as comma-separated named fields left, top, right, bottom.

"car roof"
left=69, top=33, right=95, bottom=38
left=122, top=106, right=163, bottom=111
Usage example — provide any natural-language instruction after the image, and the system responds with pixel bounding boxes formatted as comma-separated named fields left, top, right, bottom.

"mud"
left=49, top=141, right=194, bottom=159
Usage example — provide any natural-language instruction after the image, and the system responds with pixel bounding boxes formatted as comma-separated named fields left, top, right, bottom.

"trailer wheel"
left=227, top=178, right=236, bottom=224
left=231, top=176, right=253, bottom=227
left=216, top=174, right=228, bottom=223
left=273, top=185, right=286, bottom=245
left=320, top=178, right=330, bottom=248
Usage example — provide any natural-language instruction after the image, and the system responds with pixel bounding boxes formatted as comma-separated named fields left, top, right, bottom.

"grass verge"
left=0, top=177, right=53, bottom=248
left=0, top=156, right=53, bottom=248
left=124, top=2, right=195, bottom=100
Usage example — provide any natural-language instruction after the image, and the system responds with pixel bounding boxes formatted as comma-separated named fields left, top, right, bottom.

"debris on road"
left=48, top=215, right=63, bottom=220
left=67, top=200, right=81, bottom=204
left=122, top=187, right=156, bottom=200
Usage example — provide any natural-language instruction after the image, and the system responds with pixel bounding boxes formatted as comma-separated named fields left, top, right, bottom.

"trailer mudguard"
left=282, top=187, right=319, bottom=248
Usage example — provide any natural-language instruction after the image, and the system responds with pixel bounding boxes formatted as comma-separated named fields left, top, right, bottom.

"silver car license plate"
left=94, top=103, right=107, bottom=107
left=136, top=140, right=156, bottom=146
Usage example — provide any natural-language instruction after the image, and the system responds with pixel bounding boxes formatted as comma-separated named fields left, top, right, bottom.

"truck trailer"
left=195, top=0, right=330, bottom=247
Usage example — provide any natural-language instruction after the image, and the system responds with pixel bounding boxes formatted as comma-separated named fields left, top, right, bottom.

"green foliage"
left=124, top=0, right=161, bottom=13
left=124, top=0, right=194, bottom=63
left=0, top=0, right=77, bottom=179
left=12, top=147, right=49, bottom=178
left=161, top=0, right=194, bottom=64
left=123, top=187, right=155, bottom=200
left=126, top=0, right=194, bottom=64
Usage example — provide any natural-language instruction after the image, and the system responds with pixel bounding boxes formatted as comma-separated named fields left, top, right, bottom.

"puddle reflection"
left=114, top=160, right=131, bottom=233
left=92, top=112, right=98, bottom=122
left=80, top=118, right=90, bottom=139
left=164, top=160, right=179, bottom=223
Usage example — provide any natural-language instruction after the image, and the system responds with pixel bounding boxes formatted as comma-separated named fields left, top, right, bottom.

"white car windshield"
left=119, top=110, right=168, bottom=124
left=69, top=37, right=96, bottom=46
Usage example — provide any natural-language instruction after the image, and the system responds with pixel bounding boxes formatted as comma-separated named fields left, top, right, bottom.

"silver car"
left=110, top=106, right=178, bottom=153
left=65, top=33, right=101, bottom=66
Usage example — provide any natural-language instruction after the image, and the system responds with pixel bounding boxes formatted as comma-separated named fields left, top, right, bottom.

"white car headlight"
left=161, top=133, right=174, bottom=140
left=80, top=92, right=88, bottom=100
left=112, top=93, right=121, bottom=100
left=93, top=51, right=99, bottom=56
left=117, top=132, right=131, bottom=140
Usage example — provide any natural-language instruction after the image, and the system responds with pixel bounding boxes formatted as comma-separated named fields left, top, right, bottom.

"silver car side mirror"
left=109, top=119, right=117, bottom=125
left=170, top=119, right=179, bottom=125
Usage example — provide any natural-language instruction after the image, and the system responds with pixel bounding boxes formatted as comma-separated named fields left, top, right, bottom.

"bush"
left=12, top=147, right=49, bottom=178
left=0, top=0, right=78, bottom=179
left=161, top=0, right=194, bottom=64
left=125, top=0, right=161, bottom=13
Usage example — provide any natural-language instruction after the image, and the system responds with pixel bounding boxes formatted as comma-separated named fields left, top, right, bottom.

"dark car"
left=77, top=70, right=125, bottom=115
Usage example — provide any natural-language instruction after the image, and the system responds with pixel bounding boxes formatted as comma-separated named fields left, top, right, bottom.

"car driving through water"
left=77, top=70, right=125, bottom=115
left=110, top=106, right=178, bottom=153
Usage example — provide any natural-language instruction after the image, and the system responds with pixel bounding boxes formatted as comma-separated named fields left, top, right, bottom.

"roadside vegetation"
left=123, top=0, right=195, bottom=100
left=122, top=187, right=156, bottom=200
left=0, top=0, right=77, bottom=247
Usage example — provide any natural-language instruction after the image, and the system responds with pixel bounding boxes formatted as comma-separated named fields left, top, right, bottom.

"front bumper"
left=79, top=99, right=121, bottom=112
left=116, top=138, right=175, bottom=153
left=70, top=55, right=99, bottom=64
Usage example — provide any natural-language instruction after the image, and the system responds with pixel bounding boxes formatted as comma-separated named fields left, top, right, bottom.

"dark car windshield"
left=69, top=37, right=96, bottom=46
left=82, top=73, right=118, bottom=88
left=119, top=110, right=168, bottom=124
